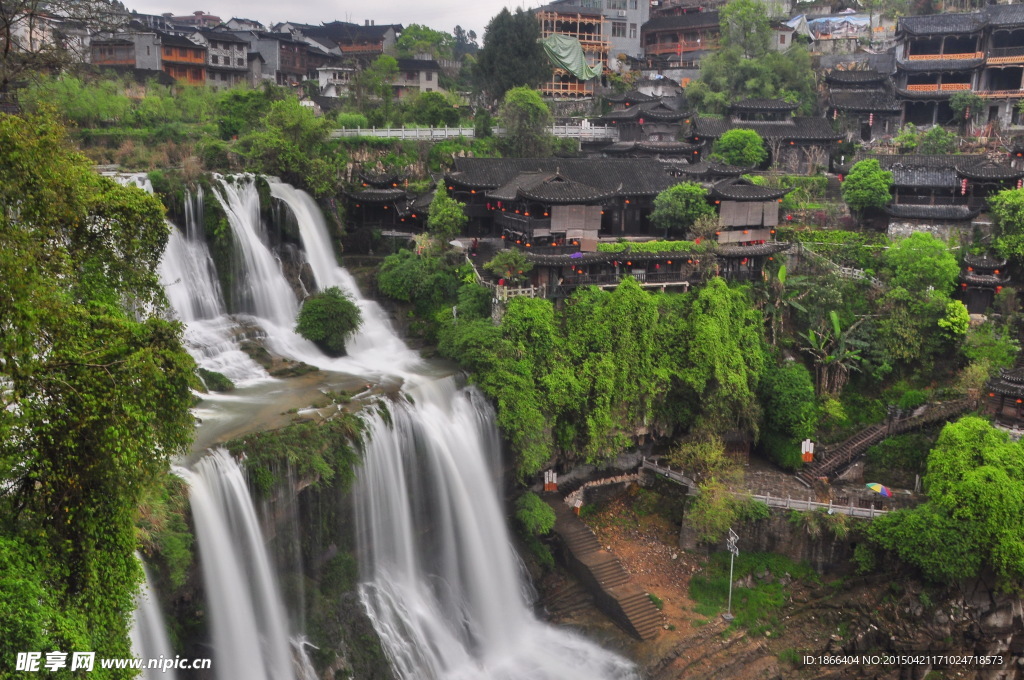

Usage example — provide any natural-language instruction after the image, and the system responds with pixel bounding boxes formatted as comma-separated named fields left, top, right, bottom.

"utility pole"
left=724, top=528, right=739, bottom=622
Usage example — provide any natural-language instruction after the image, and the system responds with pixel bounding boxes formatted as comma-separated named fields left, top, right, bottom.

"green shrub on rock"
left=296, top=287, right=363, bottom=356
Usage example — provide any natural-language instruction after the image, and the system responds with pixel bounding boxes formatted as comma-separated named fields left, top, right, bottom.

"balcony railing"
left=905, top=82, right=972, bottom=91
left=987, top=46, right=1024, bottom=64
left=907, top=51, right=983, bottom=60
left=645, top=40, right=718, bottom=56
left=976, top=89, right=1024, bottom=98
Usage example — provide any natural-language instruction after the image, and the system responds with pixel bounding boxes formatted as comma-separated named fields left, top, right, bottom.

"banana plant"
left=802, top=310, right=865, bottom=395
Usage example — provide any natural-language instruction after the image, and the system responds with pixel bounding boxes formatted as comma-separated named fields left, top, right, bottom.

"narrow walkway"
left=796, top=398, right=974, bottom=487
left=545, top=495, right=665, bottom=640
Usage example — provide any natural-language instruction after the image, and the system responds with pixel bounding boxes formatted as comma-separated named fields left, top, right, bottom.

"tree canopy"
left=498, top=86, right=553, bottom=157
left=395, top=24, right=455, bottom=60
left=884, top=232, right=959, bottom=295
left=991, top=188, right=1024, bottom=265
left=427, top=189, right=468, bottom=243
left=711, top=129, right=767, bottom=167
left=0, top=112, right=195, bottom=671
left=685, top=46, right=816, bottom=115
left=650, top=182, right=716, bottom=235
left=296, top=287, right=363, bottom=356
left=475, top=8, right=550, bottom=101
left=718, top=0, right=772, bottom=58
left=841, top=159, right=892, bottom=220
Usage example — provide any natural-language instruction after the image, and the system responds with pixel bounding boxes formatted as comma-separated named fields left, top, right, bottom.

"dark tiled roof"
left=850, top=154, right=974, bottom=170
left=604, top=89, right=655, bottom=104
left=961, top=271, right=1007, bottom=286
left=886, top=204, right=981, bottom=220
left=718, top=242, right=791, bottom=257
left=829, top=90, right=901, bottom=113
left=897, top=58, right=983, bottom=72
left=517, top=173, right=616, bottom=204
left=359, top=171, right=404, bottom=187
left=963, top=253, right=1006, bottom=269
left=642, top=10, right=719, bottom=32
left=347, top=188, right=408, bottom=203
left=93, top=37, right=134, bottom=46
left=197, top=28, right=250, bottom=43
left=706, top=160, right=748, bottom=176
left=692, top=116, right=840, bottom=142
left=535, top=0, right=604, bottom=17
left=825, top=69, right=887, bottom=85
left=305, top=21, right=402, bottom=42
left=711, top=178, right=790, bottom=201
left=603, top=141, right=702, bottom=155
left=956, top=159, right=1024, bottom=181
left=157, top=31, right=203, bottom=48
left=986, top=368, right=1024, bottom=398
left=447, top=158, right=677, bottom=196
left=898, top=13, right=985, bottom=35
left=731, top=98, right=798, bottom=112
left=600, top=98, right=690, bottom=122
left=985, top=4, right=1024, bottom=27
left=892, top=166, right=957, bottom=188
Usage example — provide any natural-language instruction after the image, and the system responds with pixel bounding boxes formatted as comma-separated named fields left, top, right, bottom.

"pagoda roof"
left=986, top=368, right=1024, bottom=399
left=519, top=173, right=617, bottom=204
left=829, top=90, right=901, bottom=113
left=963, top=253, right=1007, bottom=268
left=711, top=178, right=791, bottom=201
left=892, top=166, right=957, bottom=188
left=961, top=271, right=1007, bottom=286
left=346, top=187, right=408, bottom=204
left=447, top=158, right=676, bottom=196
left=358, top=171, right=406, bottom=188
left=692, top=116, right=840, bottom=143
left=602, top=141, right=702, bottom=155
left=895, top=87, right=957, bottom=100
left=825, top=69, right=888, bottom=85
left=956, top=159, right=1024, bottom=181
left=896, top=57, right=984, bottom=72
left=898, top=13, right=985, bottom=36
left=604, top=89, right=655, bottom=104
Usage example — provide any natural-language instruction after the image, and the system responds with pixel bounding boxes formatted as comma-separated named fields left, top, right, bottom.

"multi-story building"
left=191, top=29, right=249, bottom=89
left=394, top=59, right=445, bottom=97
left=895, top=5, right=1024, bottom=129
left=168, top=11, right=222, bottom=29
left=278, top=21, right=402, bottom=63
left=536, top=1, right=608, bottom=98
left=91, top=30, right=206, bottom=85
left=233, top=31, right=312, bottom=86
left=641, top=10, right=719, bottom=69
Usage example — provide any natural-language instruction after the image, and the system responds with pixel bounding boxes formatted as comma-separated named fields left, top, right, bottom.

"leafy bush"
left=897, top=389, right=928, bottom=410
left=515, top=492, right=556, bottom=536
left=197, top=367, right=234, bottom=392
left=295, top=287, right=363, bottom=356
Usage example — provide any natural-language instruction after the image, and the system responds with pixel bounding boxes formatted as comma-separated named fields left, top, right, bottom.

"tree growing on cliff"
left=296, top=287, right=363, bottom=356
left=498, top=86, right=553, bottom=157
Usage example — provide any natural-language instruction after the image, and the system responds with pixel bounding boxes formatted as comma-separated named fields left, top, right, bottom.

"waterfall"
left=175, top=449, right=305, bottom=680
left=266, top=179, right=421, bottom=374
left=154, top=184, right=267, bottom=384
left=130, top=559, right=178, bottom=680
left=356, top=378, right=639, bottom=680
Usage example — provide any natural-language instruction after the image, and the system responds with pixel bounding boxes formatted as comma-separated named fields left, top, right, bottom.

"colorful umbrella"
left=569, top=251, right=584, bottom=259
left=866, top=483, right=892, bottom=497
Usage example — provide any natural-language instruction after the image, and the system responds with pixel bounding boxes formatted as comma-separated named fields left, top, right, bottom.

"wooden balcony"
left=976, top=89, right=1024, bottom=98
left=905, top=82, right=971, bottom=91
left=987, top=46, right=1024, bottom=64
left=645, top=40, right=717, bottom=56
left=907, top=51, right=983, bottom=60
left=540, top=79, right=593, bottom=97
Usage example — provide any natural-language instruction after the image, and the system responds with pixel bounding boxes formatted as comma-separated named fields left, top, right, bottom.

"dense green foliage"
left=718, top=0, right=772, bottom=57
left=484, top=249, right=534, bottom=284
left=475, top=9, right=550, bottom=100
left=597, top=239, right=713, bottom=254
left=498, top=87, right=554, bottom=158
left=686, top=46, right=816, bottom=115
left=759, top=362, right=818, bottom=470
left=884, top=232, right=959, bottom=295
left=0, top=113, right=196, bottom=676
left=841, top=159, right=893, bottom=218
left=711, top=129, right=767, bottom=168
left=515, top=492, right=556, bottom=535
left=868, top=418, right=1024, bottom=586
left=649, top=182, right=716, bottom=235
left=991, top=188, right=1024, bottom=266
left=296, top=287, right=363, bottom=357
left=427, top=190, right=469, bottom=242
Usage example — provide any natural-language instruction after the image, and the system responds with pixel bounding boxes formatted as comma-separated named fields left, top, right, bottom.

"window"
left=630, top=23, right=637, bottom=38
left=426, top=71, right=433, bottom=81
left=629, top=0, right=638, bottom=8
left=612, top=22, right=626, bottom=37
left=237, top=58, right=244, bottom=66
left=779, top=34, right=786, bottom=44
left=606, top=0, right=626, bottom=9
left=146, top=46, right=150, bottom=56
left=211, top=55, right=218, bottom=64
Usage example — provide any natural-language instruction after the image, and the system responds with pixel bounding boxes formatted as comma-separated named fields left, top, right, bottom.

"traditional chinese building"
left=599, top=91, right=697, bottom=158
left=641, top=10, right=719, bottom=70
left=959, top=253, right=1009, bottom=314
left=825, top=67, right=901, bottom=141
left=520, top=246, right=705, bottom=298
left=344, top=172, right=413, bottom=228
left=709, top=178, right=791, bottom=281
left=984, top=368, right=1024, bottom=428
left=690, top=99, right=840, bottom=173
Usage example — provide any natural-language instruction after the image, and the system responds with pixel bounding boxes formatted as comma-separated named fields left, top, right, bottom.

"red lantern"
left=961, top=178, right=968, bottom=195
left=868, top=113, right=874, bottom=127
left=838, top=174, right=844, bottom=182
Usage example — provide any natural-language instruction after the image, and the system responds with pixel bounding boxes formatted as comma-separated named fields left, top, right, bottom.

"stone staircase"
left=797, top=398, right=975, bottom=487
left=545, top=496, right=665, bottom=640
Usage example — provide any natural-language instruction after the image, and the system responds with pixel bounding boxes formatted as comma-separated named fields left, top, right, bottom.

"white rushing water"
left=356, top=378, right=639, bottom=680
left=166, top=174, right=637, bottom=680
left=130, top=558, right=178, bottom=680
left=174, top=449, right=303, bottom=680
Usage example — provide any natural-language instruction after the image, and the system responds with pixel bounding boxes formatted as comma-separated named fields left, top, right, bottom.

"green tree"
left=937, top=300, right=970, bottom=341
left=950, top=92, right=983, bottom=130
left=917, top=125, right=957, bottom=154
left=355, top=54, right=399, bottom=120
left=295, top=287, right=363, bottom=356
left=405, top=91, right=461, bottom=127
left=841, top=159, right=892, bottom=223
left=719, top=0, right=772, bottom=58
left=484, top=249, right=533, bottom=284
left=427, top=189, right=468, bottom=242
left=759, top=361, right=818, bottom=470
left=892, top=123, right=919, bottom=152
left=649, top=182, right=715, bottom=236
left=686, top=46, right=816, bottom=115
left=0, top=113, right=195, bottom=673
left=990, top=188, right=1024, bottom=266
left=868, top=417, right=1024, bottom=584
left=711, top=129, right=767, bottom=167
left=802, top=311, right=865, bottom=395
left=475, top=8, right=550, bottom=100
left=515, top=492, right=556, bottom=535
left=884, top=232, right=959, bottom=295
left=498, top=86, right=553, bottom=157
left=396, top=24, right=455, bottom=60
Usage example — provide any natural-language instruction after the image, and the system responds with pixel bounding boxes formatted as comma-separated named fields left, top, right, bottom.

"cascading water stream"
left=174, top=449, right=302, bottom=680
left=356, top=378, right=639, bottom=680
left=130, top=559, right=178, bottom=680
